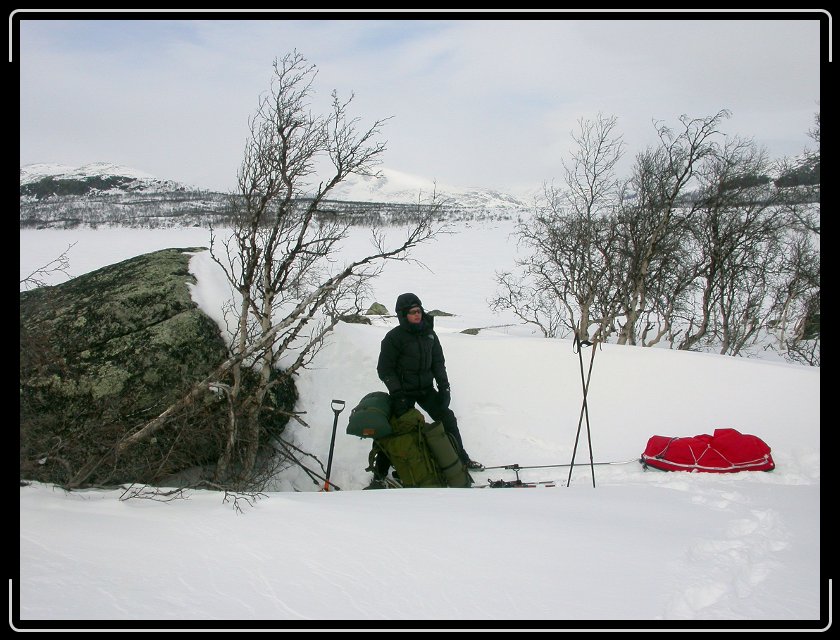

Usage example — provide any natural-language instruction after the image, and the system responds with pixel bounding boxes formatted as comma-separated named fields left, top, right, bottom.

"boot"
left=363, top=477, right=386, bottom=490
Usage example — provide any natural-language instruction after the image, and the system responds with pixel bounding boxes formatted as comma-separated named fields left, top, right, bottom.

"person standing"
left=370, top=292, right=482, bottom=486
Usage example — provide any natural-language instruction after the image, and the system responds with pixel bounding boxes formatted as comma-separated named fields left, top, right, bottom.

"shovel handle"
left=323, top=400, right=346, bottom=492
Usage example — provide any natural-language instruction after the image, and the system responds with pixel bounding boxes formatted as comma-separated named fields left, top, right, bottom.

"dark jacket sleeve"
left=431, top=333, right=449, bottom=389
left=377, top=333, right=402, bottom=394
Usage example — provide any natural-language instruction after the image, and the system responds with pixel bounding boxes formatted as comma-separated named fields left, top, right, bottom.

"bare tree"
left=771, top=111, right=819, bottom=365
left=491, top=107, right=819, bottom=366
left=20, top=242, right=77, bottom=290
left=492, top=114, right=625, bottom=341
left=67, top=52, right=443, bottom=491
left=673, top=136, right=783, bottom=355
left=768, top=210, right=819, bottom=366
left=205, top=52, right=442, bottom=485
left=613, top=110, right=730, bottom=346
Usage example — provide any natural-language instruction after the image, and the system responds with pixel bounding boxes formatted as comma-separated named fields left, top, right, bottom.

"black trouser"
left=374, top=388, right=470, bottom=476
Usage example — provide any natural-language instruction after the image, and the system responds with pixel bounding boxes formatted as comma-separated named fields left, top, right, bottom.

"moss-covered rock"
left=19, top=247, right=296, bottom=488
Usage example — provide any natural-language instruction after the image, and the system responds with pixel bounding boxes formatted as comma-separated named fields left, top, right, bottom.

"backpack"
left=640, top=428, right=775, bottom=473
left=346, top=391, right=393, bottom=439
left=347, top=392, right=473, bottom=488
left=368, top=408, right=447, bottom=488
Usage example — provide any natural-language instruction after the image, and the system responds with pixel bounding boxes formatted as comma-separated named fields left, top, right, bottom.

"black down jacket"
left=377, top=293, right=450, bottom=396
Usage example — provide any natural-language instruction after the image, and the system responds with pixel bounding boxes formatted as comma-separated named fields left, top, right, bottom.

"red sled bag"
left=640, top=428, right=775, bottom=473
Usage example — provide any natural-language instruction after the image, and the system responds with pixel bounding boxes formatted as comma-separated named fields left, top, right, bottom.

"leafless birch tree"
left=492, top=114, right=625, bottom=341
left=19, top=242, right=77, bottom=290
left=67, top=52, right=443, bottom=490
left=771, top=111, right=820, bottom=365
left=613, top=110, right=730, bottom=346
left=672, top=137, right=784, bottom=356
left=202, top=52, right=444, bottom=484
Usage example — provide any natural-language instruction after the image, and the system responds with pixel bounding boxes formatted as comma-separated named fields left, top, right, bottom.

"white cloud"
left=17, top=13, right=822, bottom=193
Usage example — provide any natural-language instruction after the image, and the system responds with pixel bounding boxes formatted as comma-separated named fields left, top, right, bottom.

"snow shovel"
left=323, top=399, right=346, bottom=492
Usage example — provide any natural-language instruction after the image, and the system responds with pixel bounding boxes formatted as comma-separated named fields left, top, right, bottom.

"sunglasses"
left=406, top=308, right=422, bottom=315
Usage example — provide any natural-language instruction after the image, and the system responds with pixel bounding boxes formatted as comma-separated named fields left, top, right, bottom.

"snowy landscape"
left=19, top=162, right=531, bottom=231
left=17, top=15, right=823, bottom=628
left=18, top=189, right=823, bottom=628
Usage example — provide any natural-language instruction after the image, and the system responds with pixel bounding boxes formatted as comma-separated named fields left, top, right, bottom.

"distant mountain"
left=20, top=162, right=192, bottom=202
left=20, top=163, right=227, bottom=229
left=330, top=168, right=532, bottom=211
left=20, top=163, right=531, bottom=229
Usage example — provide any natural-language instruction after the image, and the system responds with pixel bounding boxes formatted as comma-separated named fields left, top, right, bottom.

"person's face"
left=406, top=306, right=422, bottom=324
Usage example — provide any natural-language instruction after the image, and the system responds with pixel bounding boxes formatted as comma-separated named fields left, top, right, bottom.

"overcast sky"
left=17, top=11, right=824, bottom=195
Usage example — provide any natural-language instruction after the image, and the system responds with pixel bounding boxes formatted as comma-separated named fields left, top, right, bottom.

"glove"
left=438, top=385, right=451, bottom=409
left=391, top=393, right=415, bottom=417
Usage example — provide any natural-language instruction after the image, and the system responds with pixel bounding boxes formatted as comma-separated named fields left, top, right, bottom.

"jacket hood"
left=395, top=293, right=423, bottom=316
left=394, top=292, right=433, bottom=332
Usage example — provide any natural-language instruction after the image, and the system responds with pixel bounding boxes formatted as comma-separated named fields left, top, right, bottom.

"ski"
left=481, top=459, right=639, bottom=472
left=362, top=477, right=556, bottom=489
left=382, top=476, right=403, bottom=489
left=467, top=459, right=640, bottom=489
left=474, top=479, right=557, bottom=489
left=362, top=474, right=403, bottom=490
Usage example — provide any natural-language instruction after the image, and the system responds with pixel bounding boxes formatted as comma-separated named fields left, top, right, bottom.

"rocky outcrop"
left=19, top=248, right=295, bottom=488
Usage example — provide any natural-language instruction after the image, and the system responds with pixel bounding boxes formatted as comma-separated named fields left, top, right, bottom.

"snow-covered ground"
left=18, top=222, right=823, bottom=628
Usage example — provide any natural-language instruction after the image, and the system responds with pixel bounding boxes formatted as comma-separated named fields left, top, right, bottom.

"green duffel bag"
left=346, top=391, right=393, bottom=439
left=423, top=420, right=472, bottom=488
left=372, top=408, right=447, bottom=488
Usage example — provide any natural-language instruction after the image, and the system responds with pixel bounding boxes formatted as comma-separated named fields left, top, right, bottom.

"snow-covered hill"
left=329, top=167, right=533, bottom=211
left=20, top=162, right=157, bottom=184
left=20, top=163, right=532, bottom=209
left=20, top=163, right=532, bottom=228
left=19, top=162, right=228, bottom=229
left=20, top=162, right=193, bottom=201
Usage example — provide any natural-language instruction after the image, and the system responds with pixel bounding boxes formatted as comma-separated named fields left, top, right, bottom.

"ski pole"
left=323, top=399, right=346, bottom=492
left=567, top=335, right=598, bottom=488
